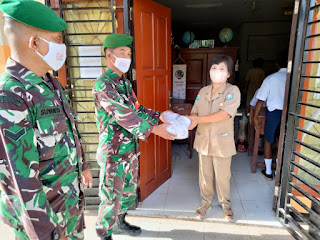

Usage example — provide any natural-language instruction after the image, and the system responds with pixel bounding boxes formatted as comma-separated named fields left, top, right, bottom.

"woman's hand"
left=81, top=169, right=93, bottom=189
left=187, top=115, right=200, bottom=130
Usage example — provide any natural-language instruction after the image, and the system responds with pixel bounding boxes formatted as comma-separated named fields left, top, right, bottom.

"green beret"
left=0, top=0, right=67, bottom=32
left=103, top=33, right=133, bottom=48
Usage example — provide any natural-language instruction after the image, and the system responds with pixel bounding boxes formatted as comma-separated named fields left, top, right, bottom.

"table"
left=170, top=103, right=195, bottom=159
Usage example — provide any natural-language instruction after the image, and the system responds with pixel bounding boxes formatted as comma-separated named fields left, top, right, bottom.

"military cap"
left=0, top=0, right=67, bottom=32
left=103, top=33, right=133, bottom=48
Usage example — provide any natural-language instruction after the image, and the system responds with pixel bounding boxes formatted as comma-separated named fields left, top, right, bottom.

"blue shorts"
left=264, top=109, right=282, bottom=144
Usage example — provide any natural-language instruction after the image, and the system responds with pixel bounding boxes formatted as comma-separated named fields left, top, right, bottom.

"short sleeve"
left=191, top=90, right=201, bottom=115
left=256, top=77, right=269, bottom=101
left=250, top=88, right=260, bottom=107
left=220, top=86, right=241, bottom=117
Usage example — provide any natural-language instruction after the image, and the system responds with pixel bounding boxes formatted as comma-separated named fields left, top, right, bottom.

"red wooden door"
left=133, top=0, right=172, bottom=200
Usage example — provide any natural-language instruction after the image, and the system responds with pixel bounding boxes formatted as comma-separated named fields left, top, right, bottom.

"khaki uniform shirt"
left=191, top=83, right=241, bottom=158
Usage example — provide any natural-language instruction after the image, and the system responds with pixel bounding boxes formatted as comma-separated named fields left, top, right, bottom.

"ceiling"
left=153, top=0, right=294, bottom=31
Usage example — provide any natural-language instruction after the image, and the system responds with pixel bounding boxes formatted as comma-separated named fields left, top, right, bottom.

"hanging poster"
left=172, top=64, right=187, bottom=99
left=78, top=46, right=103, bottom=78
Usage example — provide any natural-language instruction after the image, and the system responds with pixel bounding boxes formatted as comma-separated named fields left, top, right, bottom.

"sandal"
left=223, top=207, right=234, bottom=221
left=196, top=203, right=211, bottom=219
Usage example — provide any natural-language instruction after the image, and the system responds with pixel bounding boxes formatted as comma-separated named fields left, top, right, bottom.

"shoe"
left=195, top=203, right=211, bottom=219
left=101, top=235, right=113, bottom=240
left=261, top=169, right=273, bottom=181
left=222, top=207, right=234, bottom=221
left=113, top=213, right=142, bottom=236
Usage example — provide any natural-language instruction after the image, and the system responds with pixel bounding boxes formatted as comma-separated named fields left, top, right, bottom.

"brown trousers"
left=199, top=154, right=232, bottom=208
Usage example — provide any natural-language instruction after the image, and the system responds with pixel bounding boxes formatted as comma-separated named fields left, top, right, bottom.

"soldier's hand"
left=152, top=123, right=176, bottom=140
left=160, top=110, right=173, bottom=122
left=81, top=169, right=93, bottom=189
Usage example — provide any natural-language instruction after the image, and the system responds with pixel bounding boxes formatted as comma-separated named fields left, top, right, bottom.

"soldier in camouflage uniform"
left=0, top=1, right=92, bottom=240
left=93, top=34, right=175, bottom=240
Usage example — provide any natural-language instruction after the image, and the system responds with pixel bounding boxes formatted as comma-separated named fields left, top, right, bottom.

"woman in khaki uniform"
left=188, top=55, right=241, bottom=220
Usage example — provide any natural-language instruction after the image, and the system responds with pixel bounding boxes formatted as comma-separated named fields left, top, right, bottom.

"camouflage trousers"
left=96, top=155, right=139, bottom=238
left=0, top=201, right=85, bottom=240
left=0, top=180, right=85, bottom=240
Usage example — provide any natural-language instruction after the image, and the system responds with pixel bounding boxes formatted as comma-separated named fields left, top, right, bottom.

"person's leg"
left=120, top=156, right=139, bottom=212
left=263, top=109, right=282, bottom=180
left=213, top=156, right=232, bottom=210
left=263, top=110, right=277, bottom=180
left=264, top=140, right=273, bottom=175
left=96, top=161, right=127, bottom=238
left=198, top=153, right=214, bottom=205
left=197, top=154, right=214, bottom=218
left=114, top=156, right=141, bottom=236
left=67, top=209, right=85, bottom=240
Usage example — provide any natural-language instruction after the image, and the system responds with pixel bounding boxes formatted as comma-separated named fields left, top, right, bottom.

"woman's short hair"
left=209, top=55, right=233, bottom=75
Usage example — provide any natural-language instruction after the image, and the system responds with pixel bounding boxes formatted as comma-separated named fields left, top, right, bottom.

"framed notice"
left=78, top=46, right=103, bottom=78
left=172, top=64, right=187, bottom=99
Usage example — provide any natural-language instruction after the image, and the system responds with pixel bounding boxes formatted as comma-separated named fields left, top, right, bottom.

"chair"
left=250, top=107, right=267, bottom=173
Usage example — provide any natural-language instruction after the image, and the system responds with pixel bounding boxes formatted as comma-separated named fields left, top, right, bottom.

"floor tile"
left=241, top=200, right=282, bottom=227
left=230, top=176, right=241, bottom=201
left=164, top=188, right=201, bottom=212
left=232, top=170, right=267, bottom=185
left=153, top=179, right=171, bottom=194
left=236, top=182, right=273, bottom=202
left=172, top=163, right=198, bottom=179
left=136, top=193, right=167, bottom=215
left=231, top=154, right=252, bottom=172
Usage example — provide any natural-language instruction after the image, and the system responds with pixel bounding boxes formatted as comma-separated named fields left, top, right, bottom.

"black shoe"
left=101, top=235, right=113, bottom=240
left=261, top=169, right=273, bottom=181
left=113, top=213, right=142, bottom=236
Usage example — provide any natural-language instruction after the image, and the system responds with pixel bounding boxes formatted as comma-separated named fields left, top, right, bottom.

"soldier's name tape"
left=37, top=106, right=62, bottom=118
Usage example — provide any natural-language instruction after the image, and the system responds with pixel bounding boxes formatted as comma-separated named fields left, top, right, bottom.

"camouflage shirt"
left=0, top=58, right=88, bottom=240
left=93, top=68, right=161, bottom=162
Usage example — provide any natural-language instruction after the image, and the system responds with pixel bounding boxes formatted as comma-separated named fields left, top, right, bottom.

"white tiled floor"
left=130, top=143, right=281, bottom=228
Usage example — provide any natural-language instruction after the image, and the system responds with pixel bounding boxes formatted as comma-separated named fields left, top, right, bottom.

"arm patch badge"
left=3, top=128, right=26, bottom=142
left=226, top=93, right=234, bottom=100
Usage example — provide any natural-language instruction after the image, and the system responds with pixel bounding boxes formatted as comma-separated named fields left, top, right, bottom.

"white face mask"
left=112, top=54, right=131, bottom=73
left=210, top=70, right=228, bottom=83
left=34, top=37, right=66, bottom=71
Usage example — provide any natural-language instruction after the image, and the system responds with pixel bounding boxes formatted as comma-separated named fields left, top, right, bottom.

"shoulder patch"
left=0, top=96, right=24, bottom=106
left=3, top=128, right=26, bottom=142
left=195, top=95, right=200, bottom=102
left=226, top=93, right=234, bottom=100
left=37, top=106, right=62, bottom=118
left=108, top=91, right=116, bottom=97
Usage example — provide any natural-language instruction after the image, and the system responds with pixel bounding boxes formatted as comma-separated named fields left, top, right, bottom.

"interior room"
left=130, top=0, right=295, bottom=226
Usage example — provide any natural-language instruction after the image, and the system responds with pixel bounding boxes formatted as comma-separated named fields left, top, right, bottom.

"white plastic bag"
left=164, top=112, right=191, bottom=140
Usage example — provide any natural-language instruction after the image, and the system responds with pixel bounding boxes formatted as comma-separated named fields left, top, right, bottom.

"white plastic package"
left=164, top=112, right=191, bottom=140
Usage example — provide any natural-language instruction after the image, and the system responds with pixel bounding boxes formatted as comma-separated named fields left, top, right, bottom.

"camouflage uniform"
left=93, top=68, right=160, bottom=238
left=0, top=58, right=88, bottom=240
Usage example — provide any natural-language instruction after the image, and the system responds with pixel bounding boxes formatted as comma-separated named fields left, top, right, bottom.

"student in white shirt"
left=253, top=54, right=287, bottom=180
